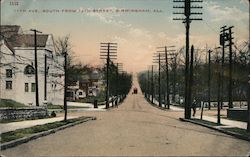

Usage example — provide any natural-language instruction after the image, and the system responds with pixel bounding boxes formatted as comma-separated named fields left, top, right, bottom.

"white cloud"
left=205, top=1, right=249, bottom=22
left=240, top=0, right=249, bottom=5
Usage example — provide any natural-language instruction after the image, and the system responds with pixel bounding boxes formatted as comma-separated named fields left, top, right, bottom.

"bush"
left=51, top=111, right=56, bottom=117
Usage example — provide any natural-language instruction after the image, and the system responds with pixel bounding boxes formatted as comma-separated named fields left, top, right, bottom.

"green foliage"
left=192, top=119, right=223, bottom=126
left=0, top=99, right=26, bottom=108
left=51, top=111, right=56, bottom=117
left=46, top=103, right=87, bottom=109
left=139, top=41, right=249, bottom=103
left=0, top=117, right=88, bottom=143
left=103, top=62, right=132, bottom=97
left=224, top=127, right=250, bottom=137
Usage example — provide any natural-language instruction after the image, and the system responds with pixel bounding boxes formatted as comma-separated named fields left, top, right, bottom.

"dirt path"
left=2, top=77, right=250, bottom=156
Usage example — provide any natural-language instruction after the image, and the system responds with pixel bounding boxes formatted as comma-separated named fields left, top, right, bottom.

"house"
left=0, top=25, right=64, bottom=106
left=66, top=70, right=103, bottom=100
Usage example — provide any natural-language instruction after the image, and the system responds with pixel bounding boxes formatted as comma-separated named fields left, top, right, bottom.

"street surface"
left=2, top=77, right=250, bottom=156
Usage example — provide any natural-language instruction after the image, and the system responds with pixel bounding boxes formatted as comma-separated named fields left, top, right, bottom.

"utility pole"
left=247, top=69, right=250, bottom=132
left=63, top=49, right=68, bottom=121
left=215, top=47, right=221, bottom=124
left=173, top=0, right=203, bottom=119
left=116, top=63, right=123, bottom=106
left=30, top=29, right=42, bottom=106
left=100, top=43, right=117, bottom=109
left=208, top=49, right=212, bottom=110
left=164, top=47, right=171, bottom=109
left=147, top=69, right=150, bottom=99
left=44, top=54, right=47, bottom=101
left=153, top=53, right=163, bottom=107
left=151, top=65, right=154, bottom=104
left=228, top=26, right=234, bottom=109
left=220, top=26, right=234, bottom=108
left=188, top=45, right=194, bottom=113
left=165, top=47, right=170, bottom=109
left=217, top=62, right=221, bottom=124
left=158, top=54, right=162, bottom=108
left=220, top=26, right=226, bottom=109
left=156, top=46, right=175, bottom=109
left=172, top=53, right=178, bottom=103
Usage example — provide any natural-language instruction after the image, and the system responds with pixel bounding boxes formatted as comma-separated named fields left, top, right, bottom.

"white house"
left=0, top=25, right=64, bottom=106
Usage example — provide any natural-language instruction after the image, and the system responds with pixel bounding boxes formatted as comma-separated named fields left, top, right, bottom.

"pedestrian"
left=192, top=99, right=197, bottom=117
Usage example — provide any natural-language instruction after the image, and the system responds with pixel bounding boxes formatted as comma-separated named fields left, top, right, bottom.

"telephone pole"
left=150, top=65, right=155, bottom=104
left=100, top=43, right=117, bottom=109
left=147, top=69, right=150, bottom=99
left=220, top=26, right=226, bottom=109
left=208, top=49, right=212, bottom=110
left=63, top=49, right=68, bottom=121
left=220, top=26, right=234, bottom=108
left=228, top=27, right=234, bottom=109
left=173, top=0, right=203, bottom=119
left=153, top=53, right=164, bottom=108
left=116, top=62, right=123, bottom=98
left=172, top=53, right=178, bottom=103
left=248, top=40, right=250, bottom=132
left=157, top=46, right=175, bottom=109
left=44, top=53, right=47, bottom=101
left=215, top=46, right=221, bottom=124
left=188, top=45, right=194, bottom=110
left=30, top=29, right=42, bottom=106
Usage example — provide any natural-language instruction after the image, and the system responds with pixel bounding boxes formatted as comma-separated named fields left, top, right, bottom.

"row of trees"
left=139, top=41, right=249, bottom=107
left=103, top=61, right=132, bottom=106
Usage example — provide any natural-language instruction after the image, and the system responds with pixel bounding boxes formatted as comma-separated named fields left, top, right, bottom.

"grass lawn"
left=192, top=118, right=224, bottom=126
left=0, top=117, right=89, bottom=143
left=47, top=104, right=88, bottom=109
left=76, top=96, right=105, bottom=104
left=223, top=127, right=250, bottom=138
left=0, top=117, right=48, bottom=123
left=0, top=99, right=26, bottom=108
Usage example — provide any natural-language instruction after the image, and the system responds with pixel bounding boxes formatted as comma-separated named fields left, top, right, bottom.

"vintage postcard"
left=0, top=0, right=250, bottom=156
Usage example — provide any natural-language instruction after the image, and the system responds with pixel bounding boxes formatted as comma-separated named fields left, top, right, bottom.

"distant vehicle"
left=133, top=87, right=138, bottom=94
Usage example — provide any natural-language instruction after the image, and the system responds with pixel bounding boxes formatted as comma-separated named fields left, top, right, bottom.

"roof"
left=9, top=34, right=49, bottom=48
left=90, top=70, right=100, bottom=80
left=1, top=25, right=49, bottom=48
left=0, top=25, right=21, bottom=39
left=3, top=39, right=15, bottom=53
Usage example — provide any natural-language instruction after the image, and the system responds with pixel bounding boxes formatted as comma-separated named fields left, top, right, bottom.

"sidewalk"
left=195, top=115, right=247, bottom=129
left=150, top=98, right=247, bottom=129
left=0, top=116, right=79, bottom=134
left=60, top=101, right=112, bottom=110
left=0, top=102, right=116, bottom=134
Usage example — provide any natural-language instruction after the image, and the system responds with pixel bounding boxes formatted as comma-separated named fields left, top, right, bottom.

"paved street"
left=2, top=78, right=250, bottom=157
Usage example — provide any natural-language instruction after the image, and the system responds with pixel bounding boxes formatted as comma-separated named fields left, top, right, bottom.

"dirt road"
left=2, top=78, right=250, bottom=156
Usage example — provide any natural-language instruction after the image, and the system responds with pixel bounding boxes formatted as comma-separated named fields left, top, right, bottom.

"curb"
left=0, top=117, right=96, bottom=150
left=145, top=98, right=170, bottom=111
left=179, top=118, right=250, bottom=142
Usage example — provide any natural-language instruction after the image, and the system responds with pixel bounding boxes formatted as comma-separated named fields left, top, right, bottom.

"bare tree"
left=56, top=35, right=72, bottom=121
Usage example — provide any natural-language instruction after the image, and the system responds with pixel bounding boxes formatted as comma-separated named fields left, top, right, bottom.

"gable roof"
left=0, top=25, right=21, bottom=39
left=3, top=39, right=15, bottom=53
left=10, top=34, right=49, bottom=48
left=1, top=25, right=49, bottom=48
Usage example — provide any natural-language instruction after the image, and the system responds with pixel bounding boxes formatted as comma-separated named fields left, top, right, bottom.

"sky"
left=1, top=0, right=249, bottom=72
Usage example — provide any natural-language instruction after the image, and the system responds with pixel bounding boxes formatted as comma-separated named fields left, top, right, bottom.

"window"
left=6, top=81, right=12, bottom=90
left=24, top=65, right=35, bottom=75
left=6, top=69, right=12, bottom=78
left=25, top=83, right=29, bottom=92
left=79, top=92, right=83, bottom=95
left=31, top=83, right=36, bottom=92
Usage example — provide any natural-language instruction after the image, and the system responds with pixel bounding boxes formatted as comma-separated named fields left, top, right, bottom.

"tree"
left=56, top=35, right=71, bottom=121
